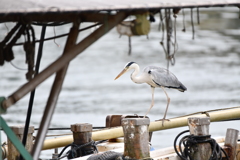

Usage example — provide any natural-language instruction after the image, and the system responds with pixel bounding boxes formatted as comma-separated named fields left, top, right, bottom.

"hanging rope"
left=128, top=36, right=131, bottom=55
left=166, top=8, right=171, bottom=69
left=197, top=8, right=200, bottom=24
left=0, top=23, right=26, bottom=64
left=159, top=8, right=180, bottom=70
left=24, top=24, right=36, bottom=80
left=14, top=22, right=101, bottom=46
left=191, top=8, right=195, bottom=40
left=172, top=8, right=180, bottom=62
left=159, top=9, right=170, bottom=70
left=159, top=9, right=165, bottom=42
left=53, top=26, right=60, bottom=47
left=182, top=9, right=186, bottom=32
left=0, top=22, right=37, bottom=81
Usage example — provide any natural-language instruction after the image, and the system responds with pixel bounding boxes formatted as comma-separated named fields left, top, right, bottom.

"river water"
left=0, top=7, right=240, bottom=159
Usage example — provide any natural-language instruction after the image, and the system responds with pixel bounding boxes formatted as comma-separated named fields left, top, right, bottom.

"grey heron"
left=114, top=62, right=187, bottom=126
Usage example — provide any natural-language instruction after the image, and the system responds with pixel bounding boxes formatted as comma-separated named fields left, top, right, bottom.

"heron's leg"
left=161, top=86, right=170, bottom=120
left=144, top=87, right=155, bottom=118
left=161, top=86, right=170, bottom=125
left=156, top=86, right=170, bottom=126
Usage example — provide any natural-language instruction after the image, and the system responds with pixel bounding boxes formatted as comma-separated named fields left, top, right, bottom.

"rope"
left=159, top=8, right=179, bottom=69
left=14, top=22, right=101, bottom=46
left=197, top=8, right=200, bottom=24
left=182, top=9, right=186, bottom=32
left=57, top=140, right=106, bottom=159
left=174, top=130, right=229, bottom=160
left=24, top=24, right=36, bottom=80
left=190, top=8, right=195, bottom=40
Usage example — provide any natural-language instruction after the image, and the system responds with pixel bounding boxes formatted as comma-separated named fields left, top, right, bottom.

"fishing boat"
left=0, top=0, right=240, bottom=159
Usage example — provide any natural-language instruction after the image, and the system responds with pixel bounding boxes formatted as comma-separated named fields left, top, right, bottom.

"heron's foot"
left=155, top=118, right=170, bottom=126
left=134, top=114, right=144, bottom=118
left=134, top=114, right=140, bottom=118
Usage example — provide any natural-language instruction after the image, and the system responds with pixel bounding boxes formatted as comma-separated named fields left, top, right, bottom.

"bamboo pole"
left=42, top=107, right=240, bottom=150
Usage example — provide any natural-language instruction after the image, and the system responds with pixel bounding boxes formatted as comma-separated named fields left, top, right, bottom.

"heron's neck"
left=130, top=64, right=145, bottom=84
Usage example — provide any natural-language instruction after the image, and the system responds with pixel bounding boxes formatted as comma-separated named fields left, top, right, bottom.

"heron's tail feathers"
left=178, top=83, right=187, bottom=92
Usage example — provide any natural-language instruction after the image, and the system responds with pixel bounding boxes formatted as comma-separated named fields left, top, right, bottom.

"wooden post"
left=122, top=118, right=151, bottom=160
left=188, top=117, right=211, bottom=160
left=223, top=128, right=239, bottom=160
left=71, top=123, right=94, bottom=157
left=7, top=125, right=34, bottom=160
left=106, top=115, right=152, bottom=142
left=52, top=148, right=58, bottom=159
left=1, top=143, right=8, bottom=159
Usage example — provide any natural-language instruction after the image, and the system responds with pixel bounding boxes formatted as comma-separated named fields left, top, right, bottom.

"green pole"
left=0, top=116, right=33, bottom=160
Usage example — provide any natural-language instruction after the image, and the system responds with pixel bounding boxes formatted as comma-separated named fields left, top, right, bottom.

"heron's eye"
left=148, top=70, right=151, bottom=74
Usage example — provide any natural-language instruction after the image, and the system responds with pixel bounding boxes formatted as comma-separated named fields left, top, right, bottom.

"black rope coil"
left=174, top=130, right=229, bottom=160
left=57, top=140, right=107, bottom=159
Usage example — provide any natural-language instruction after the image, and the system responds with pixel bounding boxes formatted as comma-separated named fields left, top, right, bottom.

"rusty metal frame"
left=31, top=20, right=80, bottom=159
left=0, top=12, right=126, bottom=23
left=2, top=11, right=128, bottom=111
left=15, top=11, right=128, bottom=159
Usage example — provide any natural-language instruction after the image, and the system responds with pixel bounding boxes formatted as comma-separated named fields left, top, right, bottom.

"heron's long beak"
left=114, top=68, right=127, bottom=80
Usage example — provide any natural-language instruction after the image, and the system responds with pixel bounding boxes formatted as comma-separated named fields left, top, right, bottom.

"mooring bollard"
left=7, top=125, right=34, bottom=160
left=223, top=128, right=239, bottom=160
left=71, top=123, right=94, bottom=158
left=52, top=148, right=58, bottom=159
left=122, top=118, right=151, bottom=160
left=188, top=117, right=211, bottom=160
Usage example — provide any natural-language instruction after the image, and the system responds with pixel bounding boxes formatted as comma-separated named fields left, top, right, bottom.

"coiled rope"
left=173, top=130, right=229, bottom=160
left=57, top=140, right=107, bottom=159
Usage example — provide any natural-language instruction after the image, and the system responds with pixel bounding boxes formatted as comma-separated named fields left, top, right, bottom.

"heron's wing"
left=143, top=66, right=183, bottom=89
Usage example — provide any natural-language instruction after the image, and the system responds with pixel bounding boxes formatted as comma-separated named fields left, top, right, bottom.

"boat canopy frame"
left=0, top=0, right=240, bottom=159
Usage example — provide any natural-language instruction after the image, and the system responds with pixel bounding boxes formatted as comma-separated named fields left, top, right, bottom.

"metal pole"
left=2, top=12, right=128, bottom=110
left=31, top=21, right=80, bottom=159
